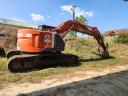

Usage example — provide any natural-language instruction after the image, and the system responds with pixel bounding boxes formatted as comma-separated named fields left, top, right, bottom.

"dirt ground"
left=0, top=64, right=128, bottom=96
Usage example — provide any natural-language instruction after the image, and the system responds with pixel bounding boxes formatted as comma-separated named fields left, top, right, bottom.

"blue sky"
left=0, top=0, right=128, bottom=32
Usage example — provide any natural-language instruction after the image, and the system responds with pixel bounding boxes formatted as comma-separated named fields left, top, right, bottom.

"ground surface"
left=0, top=64, right=128, bottom=96
left=0, top=38, right=128, bottom=96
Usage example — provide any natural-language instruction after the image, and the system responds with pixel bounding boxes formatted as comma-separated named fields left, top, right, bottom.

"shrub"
left=114, top=32, right=128, bottom=44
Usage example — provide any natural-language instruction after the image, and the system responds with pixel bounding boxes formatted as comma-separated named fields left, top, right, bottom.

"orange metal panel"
left=17, top=29, right=53, bottom=53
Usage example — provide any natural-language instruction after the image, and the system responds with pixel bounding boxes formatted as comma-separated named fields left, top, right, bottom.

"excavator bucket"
left=92, top=43, right=109, bottom=59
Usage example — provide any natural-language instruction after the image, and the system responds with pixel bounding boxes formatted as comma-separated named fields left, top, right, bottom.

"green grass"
left=64, top=37, right=97, bottom=59
left=0, top=38, right=128, bottom=89
left=113, top=32, right=128, bottom=44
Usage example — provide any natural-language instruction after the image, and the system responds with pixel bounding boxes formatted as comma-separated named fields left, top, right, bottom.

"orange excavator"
left=7, top=20, right=109, bottom=72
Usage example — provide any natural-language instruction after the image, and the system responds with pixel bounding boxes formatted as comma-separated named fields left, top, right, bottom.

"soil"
left=0, top=64, right=128, bottom=96
left=0, top=24, right=27, bottom=55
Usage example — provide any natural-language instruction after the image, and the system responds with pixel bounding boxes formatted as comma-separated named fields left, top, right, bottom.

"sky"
left=0, top=0, right=128, bottom=32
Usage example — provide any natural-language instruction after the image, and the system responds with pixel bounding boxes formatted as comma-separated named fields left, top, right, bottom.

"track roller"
left=7, top=54, right=79, bottom=73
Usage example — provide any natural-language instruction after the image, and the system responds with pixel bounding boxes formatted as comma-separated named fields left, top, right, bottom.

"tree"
left=74, top=15, right=87, bottom=36
left=68, top=30, right=75, bottom=37
left=68, top=15, right=87, bottom=37
left=75, top=15, right=87, bottom=24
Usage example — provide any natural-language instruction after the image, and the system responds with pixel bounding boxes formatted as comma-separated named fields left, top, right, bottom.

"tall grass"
left=114, top=32, right=128, bottom=44
left=64, top=37, right=99, bottom=59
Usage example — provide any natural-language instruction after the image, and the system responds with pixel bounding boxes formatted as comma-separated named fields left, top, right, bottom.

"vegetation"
left=64, top=37, right=97, bottom=59
left=0, top=38, right=128, bottom=89
left=75, top=15, right=87, bottom=24
left=114, top=32, right=128, bottom=44
left=68, top=30, right=76, bottom=37
left=68, top=15, right=87, bottom=37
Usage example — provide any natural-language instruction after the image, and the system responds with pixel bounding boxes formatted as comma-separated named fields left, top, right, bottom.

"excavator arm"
left=52, top=20, right=109, bottom=58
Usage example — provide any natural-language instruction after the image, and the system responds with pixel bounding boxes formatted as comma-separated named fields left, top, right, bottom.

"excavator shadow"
left=79, top=56, right=115, bottom=62
left=34, top=61, right=81, bottom=71
left=19, top=59, right=81, bottom=73
left=17, top=56, right=115, bottom=73
left=17, top=70, right=128, bottom=96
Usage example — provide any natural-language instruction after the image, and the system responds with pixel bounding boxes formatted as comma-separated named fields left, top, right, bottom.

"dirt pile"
left=0, top=36, right=17, bottom=56
left=0, top=36, right=17, bottom=52
left=0, top=24, right=24, bottom=56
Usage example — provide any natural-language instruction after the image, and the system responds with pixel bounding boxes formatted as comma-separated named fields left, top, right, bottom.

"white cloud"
left=47, top=16, right=51, bottom=18
left=84, top=12, right=93, bottom=17
left=11, top=18, right=27, bottom=22
left=61, top=5, right=73, bottom=13
left=31, top=13, right=45, bottom=21
left=61, top=5, right=94, bottom=17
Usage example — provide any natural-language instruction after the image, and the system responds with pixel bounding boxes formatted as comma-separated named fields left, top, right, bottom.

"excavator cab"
left=38, top=25, right=55, bottom=31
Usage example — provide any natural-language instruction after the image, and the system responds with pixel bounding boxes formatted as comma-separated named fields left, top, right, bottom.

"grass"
left=0, top=37, right=128, bottom=89
left=113, top=32, right=128, bottom=44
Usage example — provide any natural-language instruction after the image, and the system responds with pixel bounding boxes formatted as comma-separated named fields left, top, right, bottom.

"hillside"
left=105, top=28, right=128, bottom=35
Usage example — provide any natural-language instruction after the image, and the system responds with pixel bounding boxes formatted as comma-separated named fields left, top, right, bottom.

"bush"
left=114, top=32, right=128, bottom=44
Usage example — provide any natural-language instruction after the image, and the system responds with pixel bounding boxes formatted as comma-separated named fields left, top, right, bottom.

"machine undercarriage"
left=7, top=51, right=78, bottom=72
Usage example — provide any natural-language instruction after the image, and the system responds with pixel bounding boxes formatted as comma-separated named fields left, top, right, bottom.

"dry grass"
left=0, top=38, right=128, bottom=89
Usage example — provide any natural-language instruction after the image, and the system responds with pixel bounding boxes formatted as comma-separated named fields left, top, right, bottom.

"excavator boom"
left=52, top=20, right=109, bottom=58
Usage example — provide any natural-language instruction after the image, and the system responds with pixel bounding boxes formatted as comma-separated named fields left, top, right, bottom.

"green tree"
left=68, top=15, right=87, bottom=37
left=68, top=30, right=75, bottom=37
left=74, top=15, right=87, bottom=36
left=75, top=15, right=87, bottom=24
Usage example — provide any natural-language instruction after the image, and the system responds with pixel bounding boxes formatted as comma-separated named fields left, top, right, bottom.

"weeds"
left=114, top=32, right=128, bottom=44
left=0, top=38, right=128, bottom=88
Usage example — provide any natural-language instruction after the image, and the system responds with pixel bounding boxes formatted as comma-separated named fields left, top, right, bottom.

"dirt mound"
left=0, top=36, right=17, bottom=56
left=0, top=24, right=24, bottom=56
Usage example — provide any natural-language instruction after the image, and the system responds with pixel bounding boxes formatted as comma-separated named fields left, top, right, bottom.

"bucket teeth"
left=92, top=51, right=102, bottom=56
left=91, top=50, right=109, bottom=59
